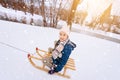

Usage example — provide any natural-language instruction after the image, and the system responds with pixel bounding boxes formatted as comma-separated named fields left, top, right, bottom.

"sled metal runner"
left=28, top=47, right=76, bottom=79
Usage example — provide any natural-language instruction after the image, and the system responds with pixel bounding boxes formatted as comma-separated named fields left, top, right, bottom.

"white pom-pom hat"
left=60, top=26, right=70, bottom=36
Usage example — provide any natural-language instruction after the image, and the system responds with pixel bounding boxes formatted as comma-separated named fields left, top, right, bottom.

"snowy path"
left=71, top=24, right=120, bottom=43
left=0, top=20, right=120, bottom=80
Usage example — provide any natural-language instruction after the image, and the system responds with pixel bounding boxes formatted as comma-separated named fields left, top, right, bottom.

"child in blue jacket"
left=43, top=26, right=76, bottom=74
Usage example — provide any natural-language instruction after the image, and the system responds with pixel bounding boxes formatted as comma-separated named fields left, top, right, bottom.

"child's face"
left=59, top=31, right=68, bottom=42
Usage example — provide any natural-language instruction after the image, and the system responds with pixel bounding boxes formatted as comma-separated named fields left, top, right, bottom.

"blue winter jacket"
left=52, top=39, right=76, bottom=72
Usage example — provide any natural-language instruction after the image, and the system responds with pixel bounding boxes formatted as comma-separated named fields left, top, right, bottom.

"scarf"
left=52, top=39, right=69, bottom=59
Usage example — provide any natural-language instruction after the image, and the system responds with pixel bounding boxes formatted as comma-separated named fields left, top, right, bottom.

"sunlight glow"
left=77, top=0, right=113, bottom=23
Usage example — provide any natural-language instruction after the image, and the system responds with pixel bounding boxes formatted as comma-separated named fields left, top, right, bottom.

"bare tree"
left=36, top=0, right=75, bottom=27
left=0, top=0, right=79, bottom=28
left=67, top=0, right=80, bottom=29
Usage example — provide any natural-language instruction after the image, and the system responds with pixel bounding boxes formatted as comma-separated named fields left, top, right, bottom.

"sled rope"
left=0, top=41, right=29, bottom=53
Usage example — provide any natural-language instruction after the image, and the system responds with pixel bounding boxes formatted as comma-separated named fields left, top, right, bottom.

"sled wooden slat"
left=27, top=47, right=76, bottom=79
left=66, top=59, right=75, bottom=64
left=29, top=55, right=42, bottom=60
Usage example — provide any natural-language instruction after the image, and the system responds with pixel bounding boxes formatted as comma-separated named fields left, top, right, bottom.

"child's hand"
left=48, top=47, right=53, bottom=53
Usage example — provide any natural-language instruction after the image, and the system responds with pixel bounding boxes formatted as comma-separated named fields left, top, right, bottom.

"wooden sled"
left=27, top=47, right=76, bottom=79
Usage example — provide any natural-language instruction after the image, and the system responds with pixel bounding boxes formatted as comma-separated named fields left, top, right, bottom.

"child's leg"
left=42, top=56, right=53, bottom=69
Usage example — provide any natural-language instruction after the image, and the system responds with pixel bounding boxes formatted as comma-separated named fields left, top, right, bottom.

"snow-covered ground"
left=0, top=20, right=120, bottom=80
left=71, top=23, right=120, bottom=43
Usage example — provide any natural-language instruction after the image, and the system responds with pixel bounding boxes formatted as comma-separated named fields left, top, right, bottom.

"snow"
left=0, top=20, right=120, bottom=80
left=0, top=5, right=43, bottom=25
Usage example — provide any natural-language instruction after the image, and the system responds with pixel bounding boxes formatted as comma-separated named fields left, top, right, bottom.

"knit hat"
left=60, top=26, right=70, bottom=36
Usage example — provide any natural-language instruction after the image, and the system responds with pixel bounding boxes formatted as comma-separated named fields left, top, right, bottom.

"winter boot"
left=48, top=69, right=55, bottom=74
